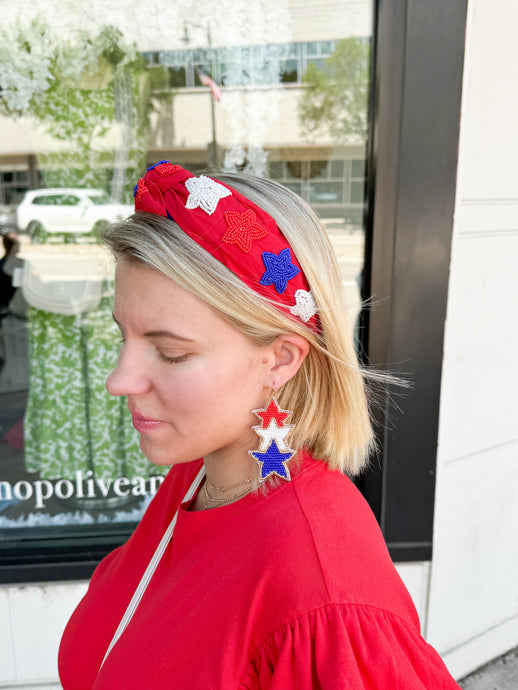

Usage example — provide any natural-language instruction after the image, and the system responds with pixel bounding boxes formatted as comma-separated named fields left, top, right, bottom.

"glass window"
left=0, top=0, right=374, bottom=576
left=0, top=170, right=29, bottom=206
left=309, top=181, right=344, bottom=204
left=331, top=160, right=345, bottom=178
left=306, top=57, right=327, bottom=73
left=286, top=161, right=303, bottom=179
left=279, top=59, right=298, bottom=83
left=351, top=180, right=366, bottom=204
left=268, top=161, right=283, bottom=179
left=168, top=66, right=187, bottom=88
left=352, top=158, right=367, bottom=178
left=309, top=160, right=330, bottom=179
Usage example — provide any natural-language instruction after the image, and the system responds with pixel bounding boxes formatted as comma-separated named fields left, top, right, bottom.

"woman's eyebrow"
left=143, top=329, right=194, bottom=342
left=112, top=313, right=193, bottom=342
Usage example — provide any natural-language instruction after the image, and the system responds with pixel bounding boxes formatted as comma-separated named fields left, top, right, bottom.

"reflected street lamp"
left=182, top=21, right=220, bottom=169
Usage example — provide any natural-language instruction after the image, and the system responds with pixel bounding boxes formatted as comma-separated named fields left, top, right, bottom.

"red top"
left=59, top=453, right=460, bottom=689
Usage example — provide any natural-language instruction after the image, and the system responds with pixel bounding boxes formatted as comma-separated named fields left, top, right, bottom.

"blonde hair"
left=104, top=172, right=374, bottom=475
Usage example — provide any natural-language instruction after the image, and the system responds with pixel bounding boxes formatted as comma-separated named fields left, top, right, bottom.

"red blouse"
left=59, top=452, right=460, bottom=688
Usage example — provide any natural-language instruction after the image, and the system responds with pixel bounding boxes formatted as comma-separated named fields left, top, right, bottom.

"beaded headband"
left=133, top=161, right=319, bottom=332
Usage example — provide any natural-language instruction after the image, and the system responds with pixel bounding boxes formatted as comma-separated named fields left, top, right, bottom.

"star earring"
left=249, top=393, right=295, bottom=482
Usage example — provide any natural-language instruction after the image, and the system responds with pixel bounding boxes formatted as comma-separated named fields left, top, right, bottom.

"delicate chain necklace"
left=207, top=476, right=254, bottom=493
left=203, top=479, right=256, bottom=507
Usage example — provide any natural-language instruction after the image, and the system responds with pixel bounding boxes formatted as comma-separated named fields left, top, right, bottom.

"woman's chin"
left=139, top=439, right=196, bottom=468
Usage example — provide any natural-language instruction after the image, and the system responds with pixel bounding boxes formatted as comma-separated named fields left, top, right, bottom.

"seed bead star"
left=185, top=176, right=232, bottom=215
left=253, top=399, right=291, bottom=428
left=222, top=209, right=268, bottom=252
left=253, top=418, right=294, bottom=452
left=290, top=289, right=318, bottom=323
left=260, top=248, right=300, bottom=294
left=249, top=441, right=294, bottom=482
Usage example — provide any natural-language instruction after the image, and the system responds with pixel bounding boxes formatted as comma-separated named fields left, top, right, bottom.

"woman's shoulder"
left=260, top=452, right=421, bottom=629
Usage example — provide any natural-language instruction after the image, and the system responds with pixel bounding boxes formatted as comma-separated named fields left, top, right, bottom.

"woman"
left=59, top=162, right=460, bottom=688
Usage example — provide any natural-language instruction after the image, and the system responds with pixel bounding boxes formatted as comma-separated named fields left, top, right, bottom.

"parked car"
left=16, top=188, right=133, bottom=239
left=0, top=204, right=17, bottom=235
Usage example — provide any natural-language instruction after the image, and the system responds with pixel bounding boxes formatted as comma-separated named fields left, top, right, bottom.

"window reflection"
left=0, top=0, right=372, bottom=531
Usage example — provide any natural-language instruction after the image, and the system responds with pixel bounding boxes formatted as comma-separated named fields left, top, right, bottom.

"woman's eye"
left=157, top=351, right=189, bottom=364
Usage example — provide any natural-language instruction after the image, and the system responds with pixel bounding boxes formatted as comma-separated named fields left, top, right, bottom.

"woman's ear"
left=266, top=334, right=310, bottom=389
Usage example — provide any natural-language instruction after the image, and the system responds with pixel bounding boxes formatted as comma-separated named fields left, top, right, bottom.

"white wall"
left=426, top=0, right=518, bottom=679
left=0, top=582, right=86, bottom=688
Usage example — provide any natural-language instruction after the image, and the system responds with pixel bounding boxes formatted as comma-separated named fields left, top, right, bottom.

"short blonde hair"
left=104, top=172, right=374, bottom=475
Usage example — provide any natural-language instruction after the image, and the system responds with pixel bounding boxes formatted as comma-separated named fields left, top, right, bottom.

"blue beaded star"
left=147, top=159, right=170, bottom=171
left=249, top=440, right=294, bottom=482
left=260, top=248, right=300, bottom=294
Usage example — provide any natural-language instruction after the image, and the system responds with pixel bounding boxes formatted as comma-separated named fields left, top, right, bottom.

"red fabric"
left=58, top=453, right=460, bottom=689
left=133, top=163, right=319, bottom=332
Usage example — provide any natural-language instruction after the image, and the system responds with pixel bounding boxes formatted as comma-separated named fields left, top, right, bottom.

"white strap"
left=100, top=466, right=206, bottom=669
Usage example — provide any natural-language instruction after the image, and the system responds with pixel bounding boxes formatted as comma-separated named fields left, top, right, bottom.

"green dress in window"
left=24, top=287, right=157, bottom=482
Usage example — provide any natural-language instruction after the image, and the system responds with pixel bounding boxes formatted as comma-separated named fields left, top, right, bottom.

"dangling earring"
left=249, top=391, right=295, bottom=482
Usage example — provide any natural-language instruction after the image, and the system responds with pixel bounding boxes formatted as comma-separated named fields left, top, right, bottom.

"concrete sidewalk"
left=459, top=647, right=518, bottom=689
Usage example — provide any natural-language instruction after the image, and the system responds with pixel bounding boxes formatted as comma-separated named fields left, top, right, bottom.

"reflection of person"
left=0, top=232, right=19, bottom=318
left=59, top=163, right=460, bottom=688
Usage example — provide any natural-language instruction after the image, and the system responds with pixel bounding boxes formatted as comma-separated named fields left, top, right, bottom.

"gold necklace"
left=203, top=480, right=256, bottom=506
left=206, top=476, right=254, bottom=493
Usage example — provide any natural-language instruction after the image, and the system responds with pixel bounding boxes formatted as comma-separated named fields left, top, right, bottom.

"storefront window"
left=0, top=0, right=373, bottom=572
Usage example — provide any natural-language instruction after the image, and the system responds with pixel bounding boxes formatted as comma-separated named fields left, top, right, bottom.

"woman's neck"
left=191, top=442, right=260, bottom=511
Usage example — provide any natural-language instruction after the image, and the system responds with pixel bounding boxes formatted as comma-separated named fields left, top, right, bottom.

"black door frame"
left=360, top=0, right=468, bottom=561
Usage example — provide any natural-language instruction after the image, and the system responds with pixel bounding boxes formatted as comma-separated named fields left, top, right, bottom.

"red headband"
left=133, top=162, right=319, bottom=332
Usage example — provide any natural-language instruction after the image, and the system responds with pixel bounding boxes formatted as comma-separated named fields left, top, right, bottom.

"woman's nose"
left=106, top=348, right=151, bottom=397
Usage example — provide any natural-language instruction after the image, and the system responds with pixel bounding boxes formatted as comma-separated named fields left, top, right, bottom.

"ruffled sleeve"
left=239, top=604, right=460, bottom=689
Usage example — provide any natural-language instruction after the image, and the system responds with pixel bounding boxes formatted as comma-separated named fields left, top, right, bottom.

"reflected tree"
left=0, top=19, right=150, bottom=201
left=298, top=38, right=370, bottom=144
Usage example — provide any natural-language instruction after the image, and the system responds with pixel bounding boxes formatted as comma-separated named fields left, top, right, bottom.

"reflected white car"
left=16, top=188, right=133, bottom=237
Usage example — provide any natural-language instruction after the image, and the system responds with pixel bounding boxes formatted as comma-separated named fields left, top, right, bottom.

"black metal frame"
left=0, top=0, right=468, bottom=582
left=359, top=0, right=468, bottom=561
left=0, top=528, right=128, bottom=583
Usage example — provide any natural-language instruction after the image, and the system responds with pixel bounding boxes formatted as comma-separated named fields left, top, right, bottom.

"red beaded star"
left=222, top=209, right=268, bottom=253
left=134, top=179, right=149, bottom=206
left=153, top=162, right=183, bottom=176
left=254, top=399, right=290, bottom=428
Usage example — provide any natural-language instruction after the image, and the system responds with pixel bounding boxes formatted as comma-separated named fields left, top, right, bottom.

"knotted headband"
left=133, top=161, right=319, bottom=332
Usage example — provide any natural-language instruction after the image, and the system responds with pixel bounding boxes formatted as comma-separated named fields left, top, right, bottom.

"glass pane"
left=268, top=161, right=283, bottom=179
left=306, top=57, right=327, bottom=73
left=309, top=160, right=330, bottom=179
left=351, top=180, right=366, bottom=203
left=331, top=159, right=345, bottom=177
left=352, top=158, right=367, bottom=178
left=286, top=161, right=303, bottom=179
left=279, top=59, right=298, bottom=83
left=309, top=181, right=344, bottom=204
left=0, top=1, right=373, bottom=540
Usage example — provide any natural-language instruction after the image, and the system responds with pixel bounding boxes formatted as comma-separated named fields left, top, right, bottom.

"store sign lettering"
left=0, top=471, right=165, bottom=509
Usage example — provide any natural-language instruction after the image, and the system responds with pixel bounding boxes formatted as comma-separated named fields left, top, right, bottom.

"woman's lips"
left=131, top=413, right=162, bottom=433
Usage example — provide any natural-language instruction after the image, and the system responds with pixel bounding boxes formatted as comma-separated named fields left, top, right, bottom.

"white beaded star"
left=290, top=289, right=318, bottom=323
left=184, top=175, right=232, bottom=215
left=253, top=419, right=294, bottom=452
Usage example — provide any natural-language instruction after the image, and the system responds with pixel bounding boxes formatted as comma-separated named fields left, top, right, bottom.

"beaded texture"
left=185, top=175, right=232, bottom=215
left=259, top=248, right=300, bottom=295
left=249, top=397, right=295, bottom=482
left=290, top=289, right=318, bottom=323
left=222, top=209, right=268, bottom=253
left=133, top=162, right=320, bottom=332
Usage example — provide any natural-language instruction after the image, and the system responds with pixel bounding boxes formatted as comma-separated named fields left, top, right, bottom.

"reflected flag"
left=196, top=67, right=222, bottom=102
